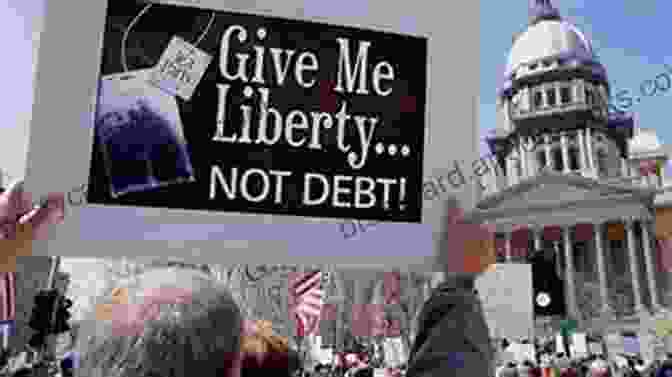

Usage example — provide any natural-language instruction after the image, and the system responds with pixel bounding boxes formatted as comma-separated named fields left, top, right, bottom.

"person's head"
left=240, top=319, right=300, bottom=377
left=74, top=267, right=244, bottom=377
left=11, top=368, right=33, bottom=377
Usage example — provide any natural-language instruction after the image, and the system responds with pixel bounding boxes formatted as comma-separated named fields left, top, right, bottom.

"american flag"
left=639, top=160, right=658, bottom=176
left=658, top=238, right=672, bottom=272
left=289, top=270, right=324, bottom=337
left=0, top=273, right=15, bottom=322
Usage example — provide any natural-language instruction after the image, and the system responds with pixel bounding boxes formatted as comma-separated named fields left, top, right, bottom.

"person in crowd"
left=519, top=360, right=536, bottom=377
left=656, top=357, right=672, bottom=377
left=499, top=362, right=520, bottom=377
left=240, top=319, right=301, bottom=377
left=589, top=356, right=611, bottom=377
left=1, top=185, right=495, bottom=376
left=10, top=368, right=33, bottom=377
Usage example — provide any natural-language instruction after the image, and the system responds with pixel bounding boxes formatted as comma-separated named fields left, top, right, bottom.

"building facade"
left=474, top=0, right=672, bottom=338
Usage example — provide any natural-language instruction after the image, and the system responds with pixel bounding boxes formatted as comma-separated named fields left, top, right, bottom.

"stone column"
left=534, top=228, right=543, bottom=251
left=640, top=219, right=661, bottom=311
left=561, top=133, right=570, bottom=173
left=519, top=137, right=527, bottom=178
left=527, top=137, right=536, bottom=176
left=578, top=130, right=587, bottom=174
left=563, top=226, right=579, bottom=319
left=544, top=135, right=552, bottom=170
left=594, top=222, right=613, bottom=317
left=505, top=233, right=512, bottom=262
left=621, top=158, right=628, bottom=178
left=625, top=218, right=646, bottom=313
left=586, top=128, right=596, bottom=177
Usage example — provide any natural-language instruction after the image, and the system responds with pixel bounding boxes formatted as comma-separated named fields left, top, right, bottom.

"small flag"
left=544, top=226, right=563, bottom=242
left=511, top=226, right=530, bottom=257
left=0, top=320, right=13, bottom=349
left=495, top=237, right=506, bottom=259
left=658, top=238, right=672, bottom=272
left=574, top=223, right=594, bottom=242
left=0, top=273, right=15, bottom=322
left=639, top=160, right=657, bottom=176
left=383, top=271, right=401, bottom=305
left=289, top=271, right=324, bottom=337
left=607, top=223, right=626, bottom=241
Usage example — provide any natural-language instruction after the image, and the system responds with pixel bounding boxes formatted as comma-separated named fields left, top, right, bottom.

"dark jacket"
left=406, top=276, right=494, bottom=377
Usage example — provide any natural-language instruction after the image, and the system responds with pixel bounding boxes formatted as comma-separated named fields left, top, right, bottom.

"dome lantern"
left=529, top=0, right=561, bottom=25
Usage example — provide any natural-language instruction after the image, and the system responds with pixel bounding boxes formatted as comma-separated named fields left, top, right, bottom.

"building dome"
left=498, top=1, right=607, bottom=98
left=506, top=19, right=594, bottom=75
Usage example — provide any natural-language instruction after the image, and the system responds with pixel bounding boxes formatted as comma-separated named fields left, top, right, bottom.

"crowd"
left=3, top=176, right=672, bottom=377
left=0, top=180, right=496, bottom=376
left=494, top=352, right=672, bottom=377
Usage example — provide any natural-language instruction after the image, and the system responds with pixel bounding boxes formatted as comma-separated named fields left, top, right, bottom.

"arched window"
left=533, top=90, right=544, bottom=109
left=537, top=152, right=547, bottom=171
left=596, top=149, right=609, bottom=176
left=546, top=88, right=556, bottom=107
left=585, top=86, right=595, bottom=105
left=569, top=147, right=580, bottom=171
left=553, top=148, right=564, bottom=172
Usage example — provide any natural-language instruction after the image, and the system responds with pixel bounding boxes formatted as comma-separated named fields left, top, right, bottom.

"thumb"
left=20, top=192, right=65, bottom=240
left=0, top=180, right=32, bottom=224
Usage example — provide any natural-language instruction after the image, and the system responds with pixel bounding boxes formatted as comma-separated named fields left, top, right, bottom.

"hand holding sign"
left=0, top=180, right=65, bottom=272
left=438, top=198, right=496, bottom=275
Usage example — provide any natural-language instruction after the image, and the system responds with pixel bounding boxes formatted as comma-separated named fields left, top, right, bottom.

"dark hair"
left=241, top=349, right=301, bottom=377
left=353, top=368, right=374, bottom=377
left=12, top=368, right=34, bottom=377
left=74, top=268, right=243, bottom=377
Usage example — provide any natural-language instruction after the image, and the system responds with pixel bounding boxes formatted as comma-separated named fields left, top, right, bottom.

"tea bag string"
left=121, top=4, right=216, bottom=72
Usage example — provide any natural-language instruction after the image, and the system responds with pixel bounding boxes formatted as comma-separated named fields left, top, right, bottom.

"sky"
left=3, top=0, right=672, bottom=179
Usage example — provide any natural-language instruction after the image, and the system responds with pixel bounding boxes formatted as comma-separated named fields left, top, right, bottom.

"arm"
left=406, top=274, right=494, bottom=377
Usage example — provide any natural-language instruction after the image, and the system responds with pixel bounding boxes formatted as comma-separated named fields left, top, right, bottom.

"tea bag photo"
left=94, top=69, right=195, bottom=198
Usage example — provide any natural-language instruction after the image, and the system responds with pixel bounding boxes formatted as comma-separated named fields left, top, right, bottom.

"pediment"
left=477, top=175, right=644, bottom=212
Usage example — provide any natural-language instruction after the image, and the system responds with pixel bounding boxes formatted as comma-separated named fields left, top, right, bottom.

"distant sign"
left=623, top=336, right=640, bottom=355
left=605, top=333, right=624, bottom=357
left=476, top=264, right=534, bottom=341
left=572, top=333, right=588, bottom=357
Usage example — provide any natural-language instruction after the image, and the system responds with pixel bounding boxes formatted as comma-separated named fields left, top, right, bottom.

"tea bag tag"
left=148, top=36, right=212, bottom=101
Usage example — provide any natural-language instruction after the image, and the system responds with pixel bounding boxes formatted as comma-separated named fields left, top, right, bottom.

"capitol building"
left=474, top=0, right=672, bottom=339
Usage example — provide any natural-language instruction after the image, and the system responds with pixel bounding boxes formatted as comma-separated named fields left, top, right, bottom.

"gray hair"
left=74, top=267, right=243, bottom=377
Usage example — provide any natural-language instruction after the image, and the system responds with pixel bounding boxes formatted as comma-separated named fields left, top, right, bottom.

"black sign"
left=87, top=1, right=427, bottom=222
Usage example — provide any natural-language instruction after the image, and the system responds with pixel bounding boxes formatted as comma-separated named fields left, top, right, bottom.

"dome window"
left=546, top=88, right=557, bottom=106
left=542, top=60, right=552, bottom=68
left=560, top=86, right=572, bottom=104
left=537, top=152, right=547, bottom=171
left=585, top=87, right=595, bottom=105
left=529, top=63, right=538, bottom=70
left=533, top=90, right=544, bottom=109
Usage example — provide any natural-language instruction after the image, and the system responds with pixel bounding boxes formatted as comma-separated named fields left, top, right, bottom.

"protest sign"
left=572, top=333, right=588, bottom=357
left=25, top=0, right=478, bottom=266
left=605, top=333, right=625, bottom=358
left=623, top=336, right=640, bottom=355
left=589, top=342, right=603, bottom=355
left=476, top=264, right=534, bottom=341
